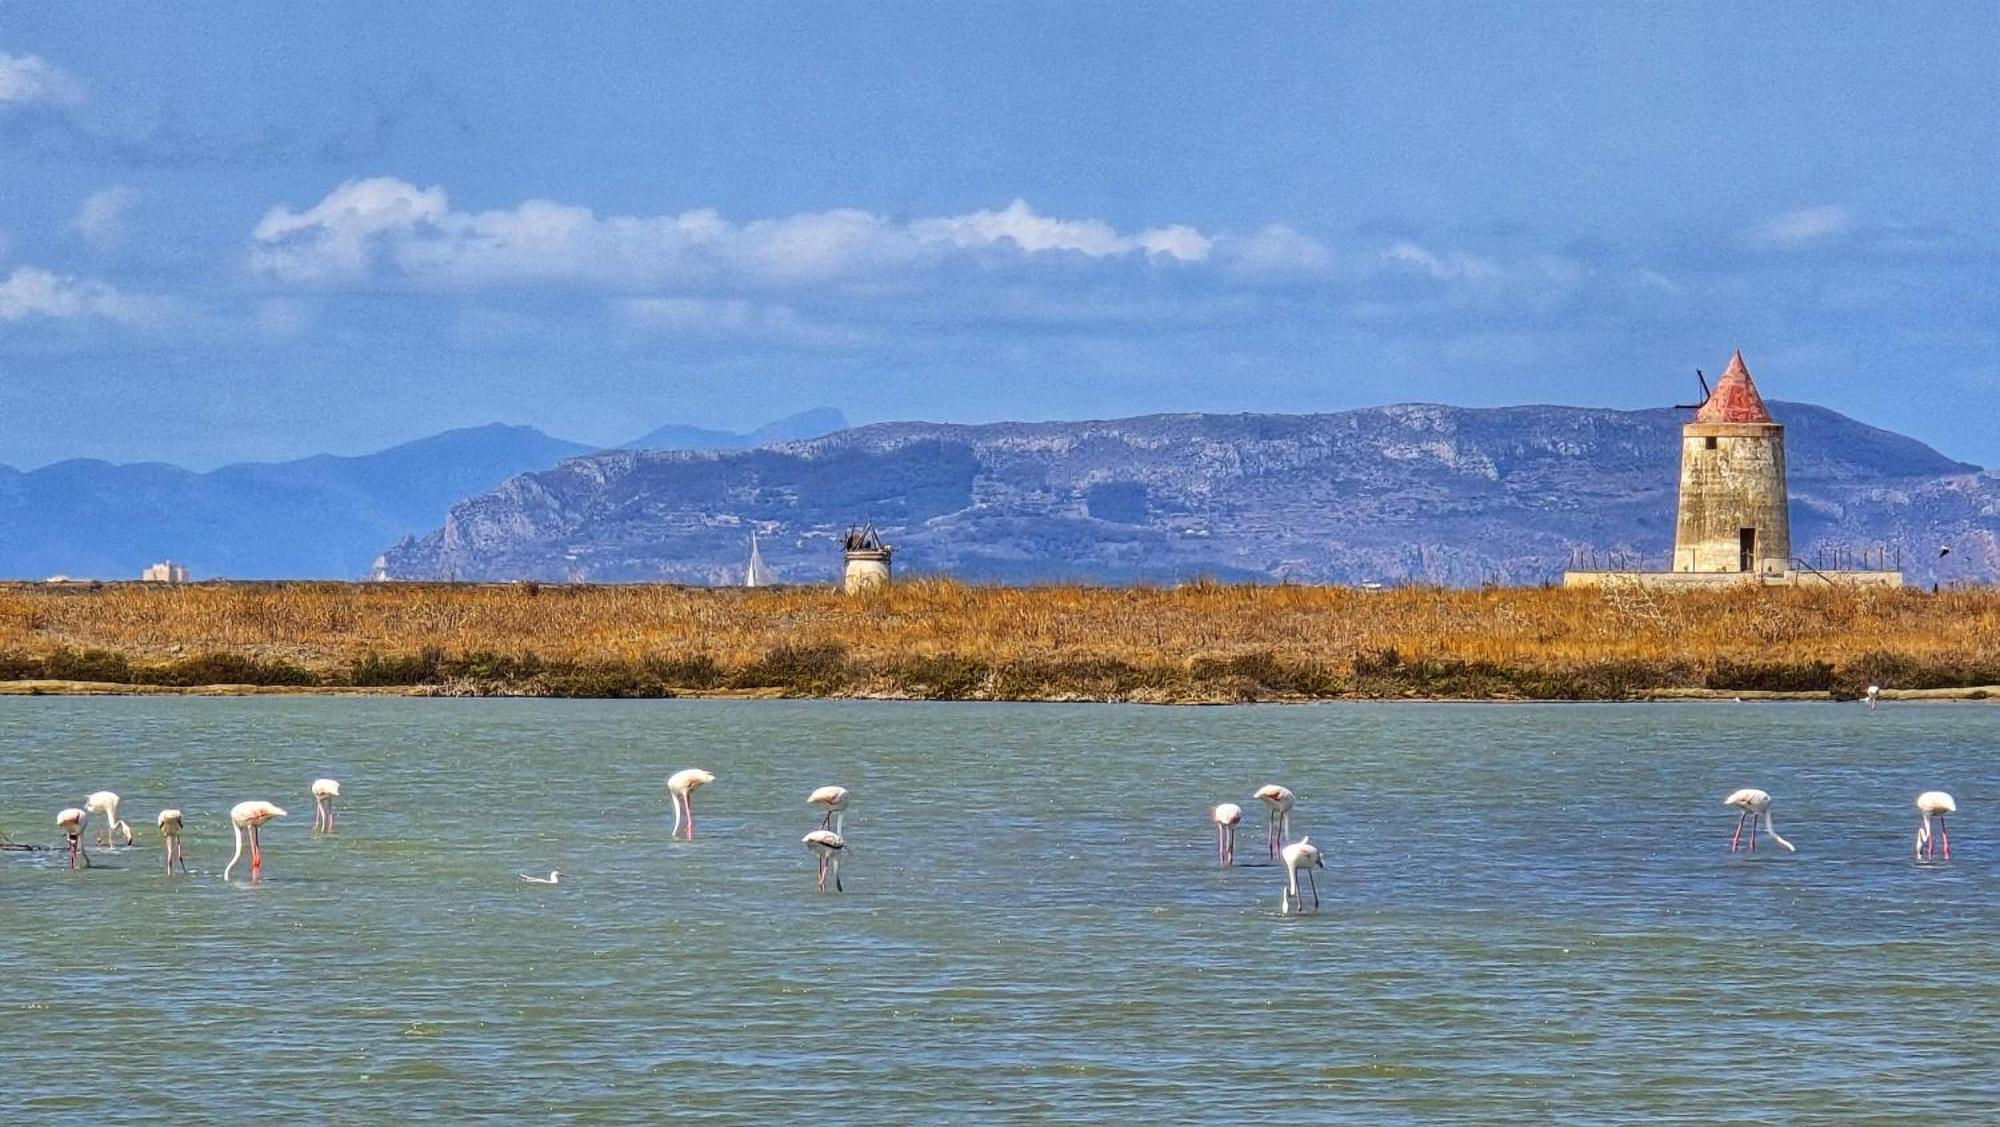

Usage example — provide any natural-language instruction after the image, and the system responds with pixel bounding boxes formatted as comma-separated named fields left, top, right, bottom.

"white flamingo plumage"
left=1723, top=788, right=1795, bottom=854
left=1865, top=685, right=1881, bottom=710
left=1915, top=791, right=1956, bottom=862
left=1279, top=836, right=1324, bottom=915
left=1255, top=785, right=1295, bottom=859
left=807, top=785, right=849, bottom=833
left=1212, top=802, right=1243, bottom=867
left=803, top=829, right=845, bottom=892
left=84, top=791, right=132, bottom=847
left=224, top=801, right=286, bottom=881
left=519, top=870, right=561, bottom=884
left=667, top=769, right=715, bottom=840
left=157, top=809, right=189, bottom=874
left=57, top=807, right=89, bottom=870
left=311, top=778, right=340, bottom=833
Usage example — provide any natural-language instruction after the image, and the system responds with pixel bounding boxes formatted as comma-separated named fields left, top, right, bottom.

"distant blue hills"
left=0, top=409, right=846, bottom=580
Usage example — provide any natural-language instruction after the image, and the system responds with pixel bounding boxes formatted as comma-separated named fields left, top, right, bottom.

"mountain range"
left=0, top=409, right=845, bottom=580
left=382, top=401, right=2000, bottom=588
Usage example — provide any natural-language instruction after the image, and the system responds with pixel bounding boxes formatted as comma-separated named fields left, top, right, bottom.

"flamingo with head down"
left=157, top=809, right=189, bottom=874
left=57, top=807, right=89, bottom=870
left=1212, top=803, right=1243, bottom=867
left=1254, top=785, right=1295, bottom=859
left=1723, top=788, right=1795, bottom=854
left=667, top=769, right=715, bottom=840
left=224, top=801, right=287, bottom=881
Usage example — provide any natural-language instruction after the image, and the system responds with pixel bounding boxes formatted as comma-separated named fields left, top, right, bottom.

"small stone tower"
left=841, top=525, right=892, bottom=594
left=1673, top=351, right=1790, bottom=575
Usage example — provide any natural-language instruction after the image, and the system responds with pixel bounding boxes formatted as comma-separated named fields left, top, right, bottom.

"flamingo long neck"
left=1761, top=812, right=1795, bottom=852
left=225, top=822, right=246, bottom=879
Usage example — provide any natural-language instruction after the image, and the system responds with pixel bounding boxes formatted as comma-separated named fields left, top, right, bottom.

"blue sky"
left=1, top=2, right=1995, bottom=469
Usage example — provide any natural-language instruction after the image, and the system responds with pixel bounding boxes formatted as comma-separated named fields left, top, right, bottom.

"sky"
left=1, top=2, right=1996, bottom=470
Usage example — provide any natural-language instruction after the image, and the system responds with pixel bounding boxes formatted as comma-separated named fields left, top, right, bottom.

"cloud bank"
left=0, top=52, right=83, bottom=109
left=247, top=178, right=1329, bottom=292
left=0, top=265, right=161, bottom=324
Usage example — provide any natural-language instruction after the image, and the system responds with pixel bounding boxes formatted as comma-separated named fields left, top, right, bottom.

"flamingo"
left=1722, top=788, right=1795, bottom=854
left=1212, top=802, right=1243, bottom=867
left=1866, top=685, right=1881, bottom=710
left=1916, top=791, right=1957, bottom=862
left=57, top=807, right=89, bottom=870
left=84, top=791, right=132, bottom=847
left=224, top=801, right=287, bottom=881
left=667, top=769, right=715, bottom=840
left=157, top=809, right=189, bottom=874
left=807, top=785, right=850, bottom=833
left=1254, top=784, right=1295, bottom=859
left=311, top=778, right=341, bottom=833
left=519, top=870, right=561, bottom=884
left=1279, top=837, right=1324, bottom=915
left=803, top=830, right=845, bottom=892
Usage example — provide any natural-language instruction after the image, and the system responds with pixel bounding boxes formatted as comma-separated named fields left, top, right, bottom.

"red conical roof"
left=1695, top=351, right=1773, bottom=424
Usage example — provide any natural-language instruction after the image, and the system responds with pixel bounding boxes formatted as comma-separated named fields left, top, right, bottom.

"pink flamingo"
left=807, top=785, right=849, bottom=833
left=157, top=809, right=189, bottom=874
left=1212, top=802, right=1242, bottom=867
left=1254, top=785, right=1294, bottom=859
left=1723, top=789, right=1794, bottom=854
left=1916, top=791, right=1956, bottom=862
left=803, top=830, right=845, bottom=892
left=224, top=801, right=287, bottom=881
left=1279, top=837, right=1324, bottom=915
left=311, top=779, right=340, bottom=833
left=667, top=769, right=714, bottom=840
left=57, top=807, right=89, bottom=870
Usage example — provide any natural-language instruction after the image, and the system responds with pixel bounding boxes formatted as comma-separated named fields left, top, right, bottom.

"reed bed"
left=3, top=580, right=1998, bottom=701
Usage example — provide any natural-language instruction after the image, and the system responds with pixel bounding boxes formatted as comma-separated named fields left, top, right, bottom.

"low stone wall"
left=1562, top=569, right=1902, bottom=590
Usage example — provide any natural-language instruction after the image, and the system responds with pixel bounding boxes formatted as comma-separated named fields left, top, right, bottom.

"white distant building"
left=141, top=561, right=191, bottom=583
left=367, top=555, right=391, bottom=582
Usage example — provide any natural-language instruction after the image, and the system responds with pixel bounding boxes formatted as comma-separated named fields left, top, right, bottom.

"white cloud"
left=1383, top=241, right=1503, bottom=282
left=1756, top=205, right=1852, bottom=247
left=247, top=179, right=1306, bottom=292
left=619, top=296, right=864, bottom=347
left=0, top=265, right=164, bottom=324
left=0, top=52, right=83, bottom=108
left=73, top=187, right=139, bottom=250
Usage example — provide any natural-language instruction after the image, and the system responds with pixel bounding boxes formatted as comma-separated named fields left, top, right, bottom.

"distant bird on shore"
left=1866, top=685, right=1881, bottom=710
left=1212, top=802, right=1243, bottom=867
left=85, top=791, right=132, bottom=847
left=224, top=801, right=287, bottom=881
left=1938, top=545, right=1952, bottom=559
left=803, top=830, right=845, bottom=892
left=157, top=809, right=188, bottom=874
left=1255, top=785, right=1295, bottom=859
left=668, top=769, right=715, bottom=840
left=1279, top=837, right=1323, bottom=915
left=57, top=807, right=89, bottom=870
left=520, top=870, right=561, bottom=884
left=311, top=778, right=341, bottom=833
left=808, top=785, right=849, bottom=833
left=1723, top=788, right=1795, bottom=854
left=1915, top=791, right=1956, bottom=862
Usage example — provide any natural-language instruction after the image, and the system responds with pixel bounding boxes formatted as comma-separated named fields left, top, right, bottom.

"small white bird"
left=85, top=791, right=133, bottom=847
left=1255, top=785, right=1295, bottom=859
left=1212, top=802, right=1243, bottom=867
left=1279, top=837, right=1324, bottom=915
left=56, top=807, right=89, bottom=870
left=157, top=809, right=189, bottom=875
left=1915, top=791, right=1957, bottom=862
left=1866, top=685, right=1881, bottom=711
left=1723, top=788, right=1795, bottom=854
left=803, top=830, right=845, bottom=892
left=519, top=870, right=561, bottom=884
left=667, top=769, right=715, bottom=840
left=224, top=801, right=287, bottom=881
left=807, top=785, right=850, bottom=834
left=311, top=778, right=341, bottom=833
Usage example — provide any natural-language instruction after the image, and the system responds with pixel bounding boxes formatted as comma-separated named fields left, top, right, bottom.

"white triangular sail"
left=746, top=534, right=774, bottom=587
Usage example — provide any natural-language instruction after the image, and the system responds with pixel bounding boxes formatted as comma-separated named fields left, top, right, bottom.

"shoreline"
left=6, top=679, right=1998, bottom=704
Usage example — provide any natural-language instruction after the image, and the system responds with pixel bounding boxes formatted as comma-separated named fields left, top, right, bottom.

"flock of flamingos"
left=29, top=744, right=1964, bottom=915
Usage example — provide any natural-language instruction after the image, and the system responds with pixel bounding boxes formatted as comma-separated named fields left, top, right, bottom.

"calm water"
left=1, top=698, right=1993, bottom=1121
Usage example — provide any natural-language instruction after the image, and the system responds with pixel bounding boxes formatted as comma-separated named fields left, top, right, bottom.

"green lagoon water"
left=1, top=698, right=1994, bottom=1121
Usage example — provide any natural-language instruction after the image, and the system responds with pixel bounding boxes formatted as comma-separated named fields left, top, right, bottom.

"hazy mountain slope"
left=0, top=424, right=594, bottom=579
left=383, top=402, right=1998, bottom=587
left=624, top=407, right=849, bottom=451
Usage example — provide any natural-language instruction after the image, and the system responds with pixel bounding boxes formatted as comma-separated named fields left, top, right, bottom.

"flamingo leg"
left=1938, top=815, right=1950, bottom=861
left=1306, top=868, right=1320, bottom=910
left=833, top=859, right=841, bottom=893
left=686, top=800, right=695, bottom=841
left=1730, top=812, right=1746, bottom=853
left=251, top=824, right=263, bottom=878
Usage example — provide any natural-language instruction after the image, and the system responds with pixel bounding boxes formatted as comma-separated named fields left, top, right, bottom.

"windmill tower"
left=841, top=525, right=892, bottom=594
left=1673, top=351, right=1791, bottom=575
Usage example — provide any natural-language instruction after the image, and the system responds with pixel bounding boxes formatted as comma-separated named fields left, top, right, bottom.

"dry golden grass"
left=3, top=579, right=1998, bottom=699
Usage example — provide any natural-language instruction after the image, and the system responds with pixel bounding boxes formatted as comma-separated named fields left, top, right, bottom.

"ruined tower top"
left=1694, top=350, right=1774, bottom=425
